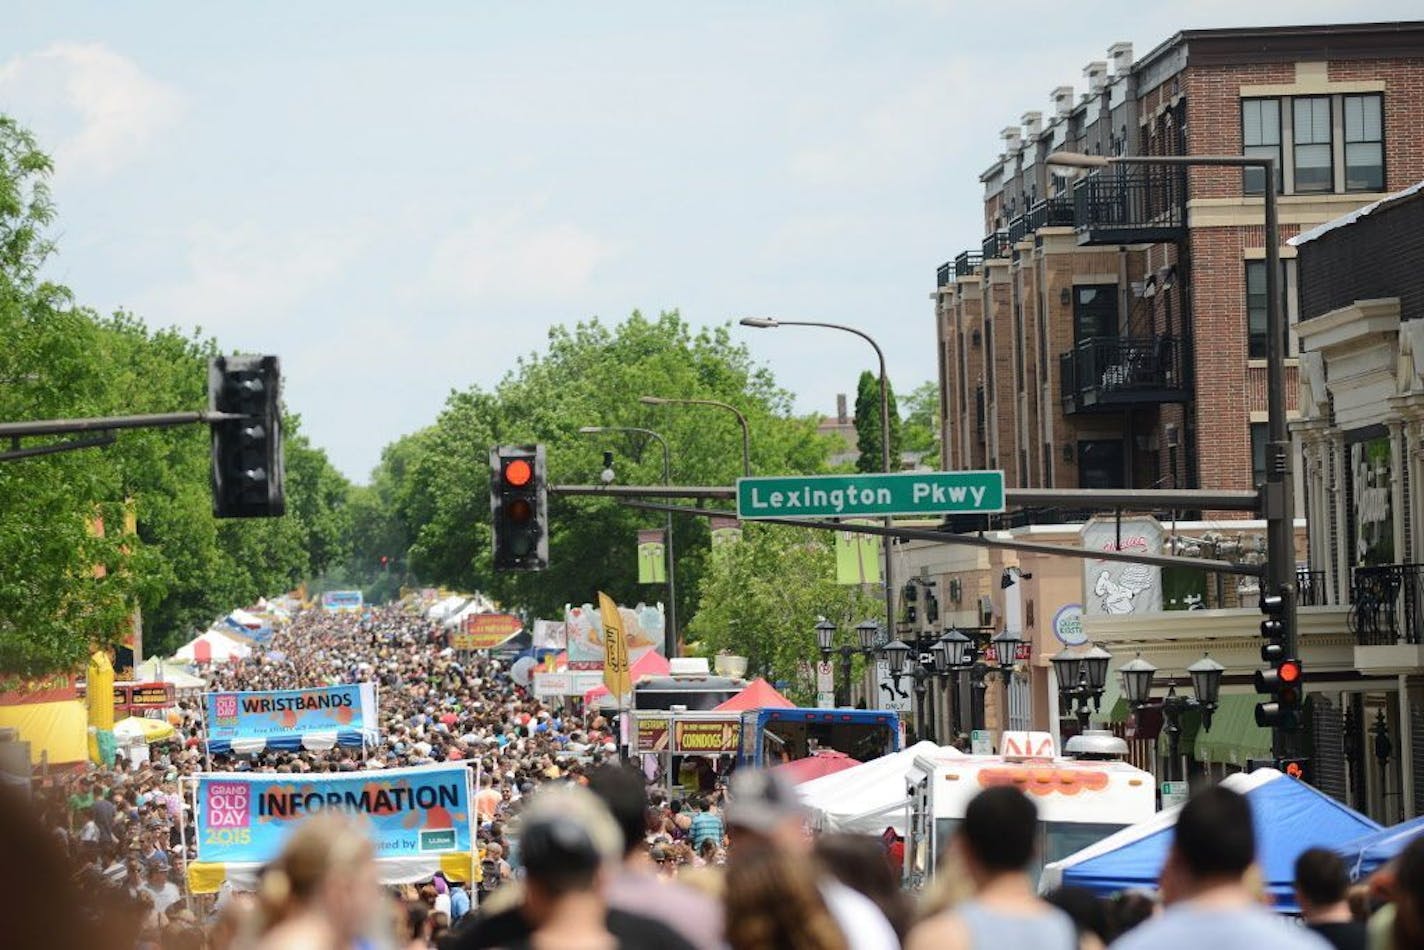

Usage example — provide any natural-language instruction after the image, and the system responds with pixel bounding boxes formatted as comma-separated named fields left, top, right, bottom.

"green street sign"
left=736, top=471, right=1005, bottom=520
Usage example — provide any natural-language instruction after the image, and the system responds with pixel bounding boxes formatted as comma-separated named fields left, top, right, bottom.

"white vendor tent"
left=798, top=740, right=963, bottom=835
left=172, top=630, right=252, bottom=665
left=131, top=658, right=206, bottom=691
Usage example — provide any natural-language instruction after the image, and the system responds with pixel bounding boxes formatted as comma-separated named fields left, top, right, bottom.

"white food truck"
left=904, top=732, right=1156, bottom=889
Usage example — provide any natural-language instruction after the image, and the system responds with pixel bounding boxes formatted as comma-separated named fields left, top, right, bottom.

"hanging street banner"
left=321, top=590, right=364, bottom=613
left=637, top=529, right=667, bottom=584
left=736, top=471, right=1005, bottom=520
left=203, top=683, right=378, bottom=754
left=598, top=592, right=632, bottom=700
left=835, top=519, right=882, bottom=584
left=563, top=601, right=664, bottom=671
left=193, top=762, right=473, bottom=866
left=709, top=515, right=742, bottom=548
left=449, top=613, right=523, bottom=651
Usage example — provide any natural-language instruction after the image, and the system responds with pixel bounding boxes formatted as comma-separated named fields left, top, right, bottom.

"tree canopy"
left=853, top=370, right=902, bottom=472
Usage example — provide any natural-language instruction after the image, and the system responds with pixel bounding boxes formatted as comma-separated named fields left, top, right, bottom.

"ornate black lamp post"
left=816, top=617, right=882, bottom=708
left=1051, top=645, right=1114, bottom=732
left=1121, top=652, right=1224, bottom=785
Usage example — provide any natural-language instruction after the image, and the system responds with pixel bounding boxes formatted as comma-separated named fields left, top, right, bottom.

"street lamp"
left=855, top=619, right=881, bottom=653
left=1122, top=652, right=1224, bottom=788
left=991, top=629, right=1023, bottom=670
left=882, top=639, right=912, bottom=676
left=1047, top=148, right=1296, bottom=763
left=739, top=315, right=897, bottom=644
left=640, top=395, right=752, bottom=478
left=814, top=617, right=837, bottom=653
left=1052, top=644, right=1114, bottom=732
left=578, top=425, right=678, bottom=658
left=817, top=618, right=880, bottom=708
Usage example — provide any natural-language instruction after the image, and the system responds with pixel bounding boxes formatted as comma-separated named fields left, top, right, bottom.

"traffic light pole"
left=0, top=410, right=245, bottom=462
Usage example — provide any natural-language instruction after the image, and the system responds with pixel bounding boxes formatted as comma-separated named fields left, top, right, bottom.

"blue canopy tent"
left=1336, top=815, right=1424, bottom=880
left=1041, top=769, right=1379, bottom=912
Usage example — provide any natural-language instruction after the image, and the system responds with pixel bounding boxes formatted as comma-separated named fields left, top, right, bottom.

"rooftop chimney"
left=1108, top=41, right=1134, bottom=75
left=1052, top=86, right=1075, bottom=116
left=1001, top=126, right=1023, bottom=153
left=836, top=393, right=848, bottom=424
left=1021, top=110, right=1043, bottom=138
left=1083, top=61, right=1108, bottom=95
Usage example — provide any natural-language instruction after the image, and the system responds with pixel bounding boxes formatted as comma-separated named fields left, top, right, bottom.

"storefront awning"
left=1192, top=693, right=1272, bottom=766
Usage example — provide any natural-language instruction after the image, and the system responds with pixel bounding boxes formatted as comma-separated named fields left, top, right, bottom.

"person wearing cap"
left=142, top=857, right=181, bottom=916
left=725, top=769, right=899, bottom=950
left=446, top=784, right=695, bottom=950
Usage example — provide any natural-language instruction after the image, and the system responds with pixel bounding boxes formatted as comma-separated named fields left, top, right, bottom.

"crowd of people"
left=7, top=601, right=1424, bottom=949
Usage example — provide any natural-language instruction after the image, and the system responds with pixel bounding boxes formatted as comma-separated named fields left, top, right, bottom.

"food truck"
left=904, top=732, right=1156, bottom=889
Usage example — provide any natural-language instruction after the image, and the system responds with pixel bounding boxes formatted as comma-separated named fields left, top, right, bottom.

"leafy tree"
left=685, top=523, right=881, bottom=703
left=371, top=311, right=839, bottom=631
left=853, top=370, right=902, bottom=473
left=901, top=380, right=940, bottom=459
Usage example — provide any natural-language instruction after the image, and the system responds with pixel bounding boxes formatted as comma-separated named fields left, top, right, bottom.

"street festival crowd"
left=8, top=603, right=1424, bottom=949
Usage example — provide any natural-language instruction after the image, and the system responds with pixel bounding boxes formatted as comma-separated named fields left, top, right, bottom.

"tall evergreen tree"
left=853, top=370, right=901, bottom=473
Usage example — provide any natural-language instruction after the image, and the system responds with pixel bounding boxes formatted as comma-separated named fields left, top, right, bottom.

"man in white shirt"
left=141, top=859, right=181, bottom=916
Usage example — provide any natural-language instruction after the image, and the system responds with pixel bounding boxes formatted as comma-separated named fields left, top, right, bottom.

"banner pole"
left=198, top=692, right=213, bottom=772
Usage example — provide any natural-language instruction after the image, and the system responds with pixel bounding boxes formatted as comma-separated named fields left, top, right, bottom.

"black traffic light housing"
left=209, top=355, right=284, bottom=518
left=1255, top=591, right=1303, bottom=731
left=490, top=444, right=547, bottom=571
left=903, top=582, right=918, bottom=625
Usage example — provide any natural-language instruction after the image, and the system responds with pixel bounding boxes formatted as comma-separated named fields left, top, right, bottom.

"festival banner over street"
left=448, top=612, right=523, bottom=651
left=202, top=683, right=379, bottom=755
left=187, top=762, right=475, bottom=892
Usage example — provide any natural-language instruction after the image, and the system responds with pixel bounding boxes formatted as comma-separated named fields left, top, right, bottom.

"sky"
left=2, top=1, right=1417, bottom=481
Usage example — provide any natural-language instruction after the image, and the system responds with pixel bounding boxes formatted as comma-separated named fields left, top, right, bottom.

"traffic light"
left=490, top=445, right=547, bottom=571
left=903, top=583, right=918, bottom=625
left=208, top=355, right=284, bottom=518
left=1254, top=590, right=1302, bottom=730
left=1277, top=757, right=1311, bottom=782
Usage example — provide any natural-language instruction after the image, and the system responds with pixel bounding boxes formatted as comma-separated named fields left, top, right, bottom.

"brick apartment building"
left=936, top=22, right=1424, bottom=506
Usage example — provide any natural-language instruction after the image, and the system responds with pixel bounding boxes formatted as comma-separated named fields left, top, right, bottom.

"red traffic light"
left=503, top=458, right=533, bottom=487
left=1279, top=659, right=1302, bottom=684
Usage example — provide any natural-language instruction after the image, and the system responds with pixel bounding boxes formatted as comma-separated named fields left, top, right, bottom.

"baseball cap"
left=724, top=769, right=804, bottom=834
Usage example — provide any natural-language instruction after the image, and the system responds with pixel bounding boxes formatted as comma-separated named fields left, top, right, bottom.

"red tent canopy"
left=582, top=650, right=672, bottom=704
left=713, top=677, right=795, bottom=712
left=771, top=749, right=858, bottom=784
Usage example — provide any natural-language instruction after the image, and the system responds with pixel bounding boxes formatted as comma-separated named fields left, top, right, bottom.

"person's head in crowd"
left=956, top=786, right=1040, bottom=887
left=1294, top=847, right=1353, bottom=922
left=1045, top=885, right=1111, bottom=949
left=517, top=783, right=622, bottom=920
left=1107, top=890, right=1157, bottom=939
left=724, top=769, right=808, bottom=855
left=1159, top=785, right=1256, bottom=904
left=586, top=764, right=651, bottom=860
left=724, top=847, right=847, bottom=950
left=1393, top=836, right=1424, bottom=948
left=814, top=833, right=911, bottom=940
left=255, top=812, right=380, bottom=947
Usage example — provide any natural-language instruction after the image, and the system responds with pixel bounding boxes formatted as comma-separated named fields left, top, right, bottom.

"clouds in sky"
left=1, top=3, right=1420, bottom=480
left=0, top=42, right=183, bottom=178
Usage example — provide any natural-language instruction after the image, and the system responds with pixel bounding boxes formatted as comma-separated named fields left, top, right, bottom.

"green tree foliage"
left=853, top=370, right=902, bottom=473
left=685, top=524, right=881, bottom=703
left=901, top=380, right=940, bottom=459
left=0, top=117, right=351, bottom=673
left=370, top=311, right=839, bottom=631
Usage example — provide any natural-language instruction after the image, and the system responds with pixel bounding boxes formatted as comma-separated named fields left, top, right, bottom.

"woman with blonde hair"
left=252, top=812, right=383, bottom=950
left=724, top=849, right=848, bottom=950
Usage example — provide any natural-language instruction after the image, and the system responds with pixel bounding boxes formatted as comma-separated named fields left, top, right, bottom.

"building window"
left=1246, top=261, right=1295, bottom=360
left=1241, top=99, right=1282, bottom=195
left=1251, top=423, right=1267, bottom=487
left=1292, top=97, right=1333, bottom=194
left=1073, top=285, right=1118, bottom=343
left=1078, top=440, right=1125, bottom=489
left=1344, top=94, right=1384, bottom=192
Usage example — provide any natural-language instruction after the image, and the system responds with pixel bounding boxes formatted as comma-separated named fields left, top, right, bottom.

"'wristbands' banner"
left=203, top=683, right=377, bottom=752
left=195, top=763, right=473, bottom=864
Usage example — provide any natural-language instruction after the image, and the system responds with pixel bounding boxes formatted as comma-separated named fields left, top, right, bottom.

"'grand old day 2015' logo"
left=214, top=694, right=239, bottom=726
left=207, top=782, right=250, bottom=829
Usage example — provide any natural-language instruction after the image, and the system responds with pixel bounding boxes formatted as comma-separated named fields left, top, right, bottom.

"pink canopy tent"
left=713, top=677, right=795, bottom=712
left=582, top=650, right=671, bottom=705
left=772, top=749, right=859, bottom=784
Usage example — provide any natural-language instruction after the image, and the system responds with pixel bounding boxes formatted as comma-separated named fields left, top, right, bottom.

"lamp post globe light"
left=815, top=617, right=837, bottom=654
left=1052, top=645, right=1113, bottom=732
left=856, top=619, right=882, bottom=652
left=1118, top=654, right=1158, bottom=707
left=991, top=629, right=1023, bottom=670
left=882, top=639, right=912, bottom=676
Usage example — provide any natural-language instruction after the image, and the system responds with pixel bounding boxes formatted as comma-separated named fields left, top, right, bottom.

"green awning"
left=1192, top=693, right=1272, bottom=766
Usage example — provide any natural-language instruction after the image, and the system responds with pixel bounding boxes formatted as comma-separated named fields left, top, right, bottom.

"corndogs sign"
left=195, top=763, right=473, bottom=863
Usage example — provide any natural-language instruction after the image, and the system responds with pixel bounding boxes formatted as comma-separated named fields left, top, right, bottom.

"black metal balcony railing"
left=1349, top=564, right=1424, bottom=646
left=1007, top=214, right=1029, bottom=246
left=1059, top=335, right=1190, bottom=414
left=936, top=262, right=953, bottom=288
left=982, top=229, right=1010, bottom=260
left=1296, top=568, right=1331, bottom=606
left=954, top=250, right=983, bottom=278
left=1026, top=195, right=1075, bottom=231
left=1071, top=166, right=1187, bottom=246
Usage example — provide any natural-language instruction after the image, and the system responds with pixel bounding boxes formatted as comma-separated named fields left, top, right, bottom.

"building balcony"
left=1006, top=214, right=1029, bottom=246
left=982, top=229, right=1010, bottom=260
left=1058, top=335, right=1190, bottom=414
left=1027, top=196, right=1075, bottom=231
left=1071, top=166, right=1187, bottom=246
left=1349, top=564, right=1424, bottom=671
left=954, top=250, right=983, bottom=278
